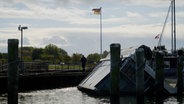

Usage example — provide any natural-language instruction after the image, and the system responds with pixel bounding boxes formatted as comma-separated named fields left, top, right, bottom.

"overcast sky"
left=0, top=0, right=183, bottom=56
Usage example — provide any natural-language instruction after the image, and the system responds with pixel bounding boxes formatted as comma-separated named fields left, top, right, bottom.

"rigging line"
left=158, top=0, right=173, bottom=47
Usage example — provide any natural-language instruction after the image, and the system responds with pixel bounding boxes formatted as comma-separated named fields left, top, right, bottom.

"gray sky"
left=0, top=0, right=184, bottom=55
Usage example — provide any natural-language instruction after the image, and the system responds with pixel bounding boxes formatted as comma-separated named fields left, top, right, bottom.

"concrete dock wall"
left=0, top=71, right=89, bottom=94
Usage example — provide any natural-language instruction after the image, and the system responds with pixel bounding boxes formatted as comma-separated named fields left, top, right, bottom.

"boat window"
left=151, top=60, right=171, bottom=70
left=164, top=61, right=170, bottom=69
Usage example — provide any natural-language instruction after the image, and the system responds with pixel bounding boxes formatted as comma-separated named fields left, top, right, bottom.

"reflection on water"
left=0, top=87, right=184, bottom=104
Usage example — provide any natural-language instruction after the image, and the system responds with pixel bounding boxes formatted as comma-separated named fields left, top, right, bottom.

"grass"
left=49, top=64, right=82, bottom=70
left=48, top=63, right=96, bottom=71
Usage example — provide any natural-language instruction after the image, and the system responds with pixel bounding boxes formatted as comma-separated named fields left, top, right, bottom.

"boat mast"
left=171, top=0, right=173, bottom=53
left=158, top=0, right=176, bottom=53
left=173, top=0, right=176, bottom=53
left=171, top=0, right=176, bottom=53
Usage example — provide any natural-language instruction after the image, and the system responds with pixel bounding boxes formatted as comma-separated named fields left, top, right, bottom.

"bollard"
left=110, top=43, right=120, bottom=104
left=155, top=51, right=164, bottom=93
left=8, top=39, right=19, bottom=104
left=135, top=48, right=145, bottom=104
left=177, top=55, right=184, bottom=95
left=155, top=52, right=164, bottom=97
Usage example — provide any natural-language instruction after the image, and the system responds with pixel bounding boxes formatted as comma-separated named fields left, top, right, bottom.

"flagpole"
left=100, top=7, right=102, bottom=59
left=92, top=7, right=103, bottom=59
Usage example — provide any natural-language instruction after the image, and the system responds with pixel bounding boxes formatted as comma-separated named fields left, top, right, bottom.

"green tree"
left=32, top=48, right=44, bottom=60
left=57, top=48, right=68, bottom=62
left=44, top=44, right=59, bottom=63
left=63, top=55, right=71, bottom=63
left=0, top=53, right=2, bottom=59
left=18, top=47, right=34, bottom=61
left=1, top=53, right=7, bottom=59
left=23, top=47, right=34, bottom=61
left=102, top=50, right=109, bottom=58
left=87, top=53, right=100, bottom=64
left=43, top=44, right=69, bottom=64
left=71, top=53, right=82, bottom=64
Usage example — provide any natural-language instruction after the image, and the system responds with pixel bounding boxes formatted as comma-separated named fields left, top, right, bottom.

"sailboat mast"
left=173, top=0, right=176, bottom=52
left=171, top=0, right=174, bottom=53
left=157, top=0, right=176, bottom=53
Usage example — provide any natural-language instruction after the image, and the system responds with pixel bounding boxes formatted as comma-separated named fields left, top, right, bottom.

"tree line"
left=0, top=44, right=108, bottom=64
left=1, top=44, right=184, bottom=65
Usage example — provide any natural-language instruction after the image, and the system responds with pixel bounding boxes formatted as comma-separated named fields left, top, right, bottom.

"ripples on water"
left=0, top=87, right=109, bottom=104
left=19, top=87, right=110, bottom=104
left=0, top=87, right=184, bottom=104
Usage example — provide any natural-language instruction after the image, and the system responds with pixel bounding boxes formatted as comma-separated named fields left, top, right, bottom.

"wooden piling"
left=135, top=48, right=145, bottom=104
left=177, top=55, right=184, bottom=95
left=155, top=51, right=164, bottom=95
left=8, top=39, right=19, bottom=104
left=110, top=43, right=120, bottom=104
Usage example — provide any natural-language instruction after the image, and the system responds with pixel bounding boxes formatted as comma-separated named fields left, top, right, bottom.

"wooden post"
left=8, top=39, right=19, bottom=104
left=135, top=48, right=145, bottom=104
left=110, top=43, right=120, bottom=104
left=155, top=51, right=164, bottom=104
left=177, top=55, right=184, bottom=95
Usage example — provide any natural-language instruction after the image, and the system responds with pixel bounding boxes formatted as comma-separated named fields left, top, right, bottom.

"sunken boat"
left=77, top=45, right=177, bottom=95
left=78, top=0, right=181, bottom=96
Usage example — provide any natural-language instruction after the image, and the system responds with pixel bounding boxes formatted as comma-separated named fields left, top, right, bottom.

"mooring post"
left=177, top=53, right=184, bottom=95
left=8, top=39, right=19, bottom=104
left=155, top=51, right=164, bottom=97
left=135, top=48, right=145, bottom=104
left=110, top=43, right=120, bottom=104
left=155, top=51, right=164, bottom=93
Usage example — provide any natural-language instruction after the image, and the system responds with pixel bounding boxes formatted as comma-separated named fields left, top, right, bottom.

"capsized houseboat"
left=78, top=0, right=182, bottom=96
left=77, top=45, right=177, bottom=95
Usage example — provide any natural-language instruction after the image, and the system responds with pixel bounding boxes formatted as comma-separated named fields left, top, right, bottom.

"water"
left=0, top=87, right=184, bottom=104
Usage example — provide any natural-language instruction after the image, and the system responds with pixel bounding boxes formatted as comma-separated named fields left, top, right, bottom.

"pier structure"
left=7, top=39, right=19, bottom=104
left=0, top=69, right=90, bottom=94
left=110, top=43, right=120, bottom=104
left=1, top=49, right=91, bottom=94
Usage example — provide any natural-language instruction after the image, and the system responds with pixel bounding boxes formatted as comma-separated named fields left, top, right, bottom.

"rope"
left=158, top=0, right=173, bottom=47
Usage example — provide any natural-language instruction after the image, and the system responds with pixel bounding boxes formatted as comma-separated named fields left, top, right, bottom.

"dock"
left=0, top=70, right=90, bottom=94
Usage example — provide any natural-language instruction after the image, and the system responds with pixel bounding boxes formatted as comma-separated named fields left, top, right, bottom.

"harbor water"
left=0, top=87, right=184, bottom=104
